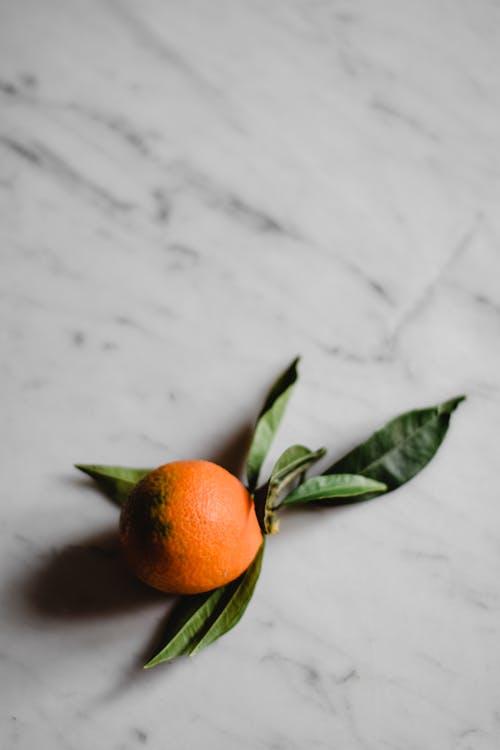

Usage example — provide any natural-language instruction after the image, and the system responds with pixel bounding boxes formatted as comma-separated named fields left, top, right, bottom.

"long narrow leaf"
left=282, top=474, right=386, bottom=505
left=322, top=396, right=465, bottom=502
left=145, top=543, right=265, bottom=666
left=75, top=464, right=151, bottom=507
left=144, top=587, right=228, bottom=667
left=189, top=542, right=265, bottom=655
left=246, top=358, right=300, bottom=492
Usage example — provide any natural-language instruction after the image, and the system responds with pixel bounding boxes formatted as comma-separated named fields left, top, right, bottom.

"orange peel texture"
left=119, top=460, right=262, bottom=594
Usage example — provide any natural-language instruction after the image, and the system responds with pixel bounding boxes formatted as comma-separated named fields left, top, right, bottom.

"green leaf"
left=145, top=542, right=265, bottom=666
left=259, top=445, right=326, bottom=532
left=189, top=541, right=265, bottom=655
left=75, top=464, right=151, bottom=507
left=144, top=587, right=228, bottom=667
left=246, top=358, right=300, bottom=492
left=271, top=445, right=326, bottom=482
left=282, top=474, right=387, bottom=505
left=321, top=395, right=465, bottom=503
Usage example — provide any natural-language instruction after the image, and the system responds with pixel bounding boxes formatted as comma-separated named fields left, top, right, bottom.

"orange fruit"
left=119, top=460, right=263, bottom=594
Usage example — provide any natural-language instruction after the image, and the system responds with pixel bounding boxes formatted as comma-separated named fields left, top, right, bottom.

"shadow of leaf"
left=207, top=420, right=254, bottom=480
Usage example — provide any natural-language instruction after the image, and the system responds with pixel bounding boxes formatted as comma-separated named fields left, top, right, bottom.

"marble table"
left=1, top=1, right=499, bottom=748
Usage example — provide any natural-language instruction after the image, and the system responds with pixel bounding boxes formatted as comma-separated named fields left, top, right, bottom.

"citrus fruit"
left=119, top=460, right=263, bottom=594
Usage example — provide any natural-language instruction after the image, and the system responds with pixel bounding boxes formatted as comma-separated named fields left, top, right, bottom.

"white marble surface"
left=1, top=0, right=500, bottom=747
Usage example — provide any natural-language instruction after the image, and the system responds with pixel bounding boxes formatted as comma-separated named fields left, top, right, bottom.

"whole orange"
left=119, top=460, right=263, bottom=594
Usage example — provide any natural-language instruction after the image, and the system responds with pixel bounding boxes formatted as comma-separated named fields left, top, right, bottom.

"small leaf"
left=322, top=395, right=465, bottom=502
left=145, top=542, right=265, bottom=666
left=75, top=464, right=151, bottom=507
left=271, top=445, right=326, bottom=483
left=246, top=358, right=300, bottom=492
left=259, top=445, right=326, bottom=532
left=282, top=474, right=387, bottom=505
